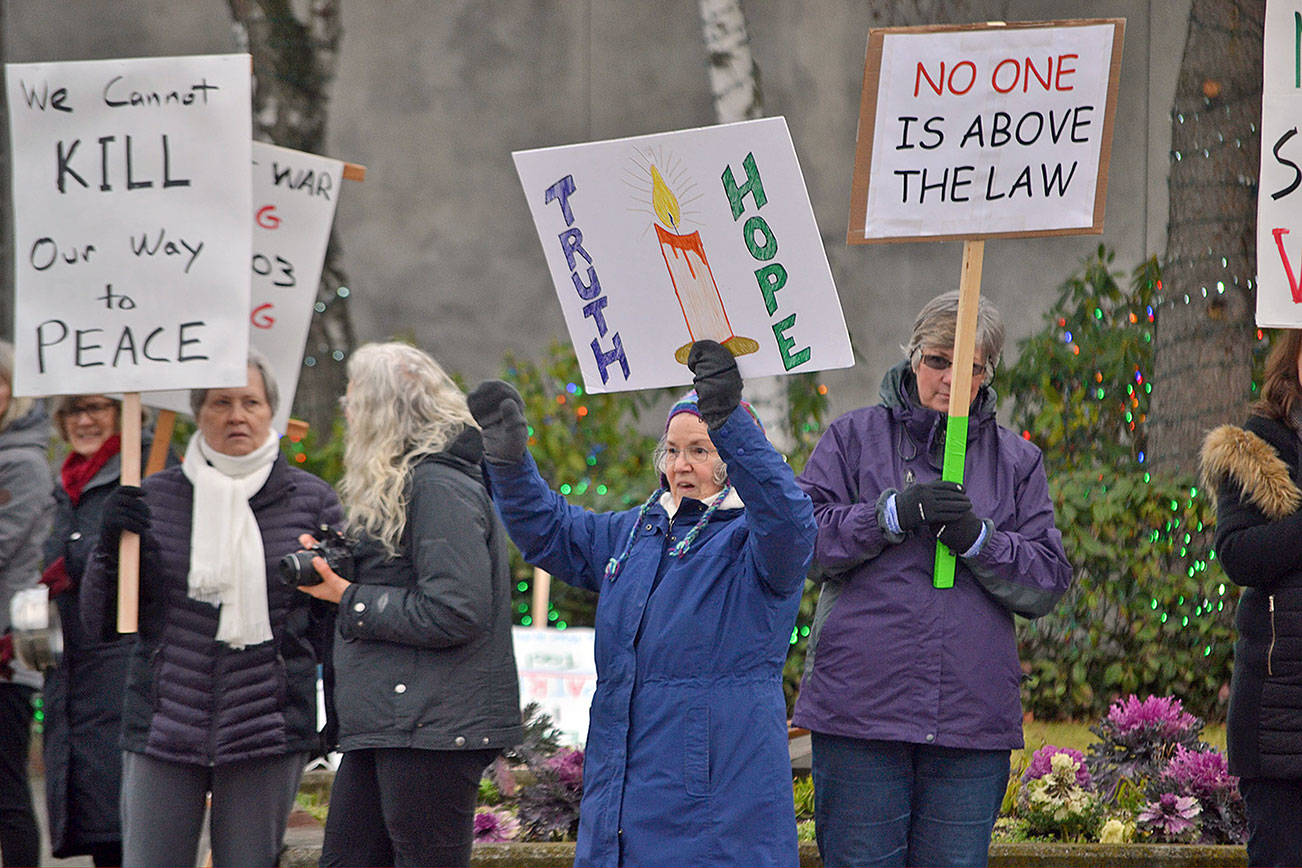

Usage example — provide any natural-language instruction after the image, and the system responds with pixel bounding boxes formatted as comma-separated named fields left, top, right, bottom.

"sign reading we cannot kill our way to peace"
left=5, top=53, right=252, bottom=397
left=1256, top=0, right=1302, bottom=328
left=513, top=117, right=853, bottom=395
left=848, top=18, right=1124, bottom=244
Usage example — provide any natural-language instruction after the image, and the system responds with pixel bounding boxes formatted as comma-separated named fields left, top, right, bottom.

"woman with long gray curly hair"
left=297, top=342, right=522, bottom=867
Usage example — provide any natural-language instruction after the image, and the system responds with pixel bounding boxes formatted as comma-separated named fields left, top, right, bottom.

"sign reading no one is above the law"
left=5, top=53, right=251, bottom=397
left=848, top=19, right=1124, bottom=244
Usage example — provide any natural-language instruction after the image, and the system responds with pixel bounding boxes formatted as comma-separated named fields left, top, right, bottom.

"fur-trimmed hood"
left=1200, top=423, right=1302, bottom=519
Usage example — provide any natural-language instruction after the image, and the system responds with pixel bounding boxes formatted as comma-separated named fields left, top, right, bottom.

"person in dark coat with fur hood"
left=1200, top=328, right=1302, bottom=867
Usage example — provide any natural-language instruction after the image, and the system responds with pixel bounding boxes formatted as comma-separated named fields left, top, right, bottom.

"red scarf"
left=61, top=434, right=122, bottom=505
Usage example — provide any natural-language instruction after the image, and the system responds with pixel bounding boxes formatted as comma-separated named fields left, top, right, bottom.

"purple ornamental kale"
left=1138, top=792, right=1201, bottom=841
left=474, top=807, right=520, bottom=842
left=547, top=747, right=585, bottom=791
left=1105, top=695, right=1200, bottom=741
left=1023, top=745, right=1092, bottom=789
left=1161, top=745, right=1239, bottom=799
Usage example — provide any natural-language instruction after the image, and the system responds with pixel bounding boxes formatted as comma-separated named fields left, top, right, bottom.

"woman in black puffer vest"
left=83, top=353, right=341, bottom=867
left=1201, top=328, right=1302, bottom=867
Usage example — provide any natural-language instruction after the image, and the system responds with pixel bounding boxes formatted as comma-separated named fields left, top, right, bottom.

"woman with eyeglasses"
left=468, top=340, right=816, bottom=867
left=793, top=291, right=1071, bottom=867
left=0, top=341, right=54, bottom=868
left=41, top=394, right=168, bottom=865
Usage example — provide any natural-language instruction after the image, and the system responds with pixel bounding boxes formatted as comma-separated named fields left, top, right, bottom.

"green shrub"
left=1003, top=248, right=1235, bottom=722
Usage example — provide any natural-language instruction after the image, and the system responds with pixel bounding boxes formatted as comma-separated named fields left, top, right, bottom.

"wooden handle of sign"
left=343, top=163, right=366, bottom=181
left=285, top=418, right=310, bottom=442
left=145, top=409, right=175, bottom=477
left=532, top=567, right=551, bottom=629
left=934, top=240, right=985, bottom=589
left=118, top=393, right=142, bottom=633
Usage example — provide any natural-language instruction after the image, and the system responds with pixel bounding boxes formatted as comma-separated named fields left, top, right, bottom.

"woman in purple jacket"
left=793, top=292, right=1071, bottom=867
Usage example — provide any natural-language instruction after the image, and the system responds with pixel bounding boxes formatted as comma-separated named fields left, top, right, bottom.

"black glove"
left=467, top=380, right=529, bottom=465
left=99, top=485, right=151, bottom=548
left=687, top=340, right=741, bottom=429
left=894, top=480, right=971, bottom=534
left=935, top=512, right=985, bottom=555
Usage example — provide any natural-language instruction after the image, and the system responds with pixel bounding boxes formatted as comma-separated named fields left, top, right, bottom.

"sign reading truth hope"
left=848, top=19, right=1124, bottom=244
left=1256, top=1, right=1302, bottom=328
left=513, top=117, right=853, bottom=394
left=5, top=54, right=252, bottom=396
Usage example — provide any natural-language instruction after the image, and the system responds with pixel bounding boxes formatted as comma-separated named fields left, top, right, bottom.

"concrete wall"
left=3, top=0, right=1193, bottom=420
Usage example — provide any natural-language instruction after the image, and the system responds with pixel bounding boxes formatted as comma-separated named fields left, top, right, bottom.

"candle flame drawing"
left=650, top=164, right=758, bottom=365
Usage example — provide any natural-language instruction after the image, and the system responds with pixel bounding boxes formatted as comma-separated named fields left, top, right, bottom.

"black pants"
left=1239, top=777, right=1302, bottom=867
left=0, top=685, right=38, bottom=868
left=321, top=747, right=497, bottom=867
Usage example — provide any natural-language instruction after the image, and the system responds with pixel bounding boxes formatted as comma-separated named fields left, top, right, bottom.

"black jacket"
left=331, top=427, right=522, bottom=753
left=81, top=454, right=342, bottom=765
left=1202, top=415, right=1302, bottom=778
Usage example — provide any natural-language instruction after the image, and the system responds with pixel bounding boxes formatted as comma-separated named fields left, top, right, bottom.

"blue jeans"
left=811, top=733, right=1009, bottom=867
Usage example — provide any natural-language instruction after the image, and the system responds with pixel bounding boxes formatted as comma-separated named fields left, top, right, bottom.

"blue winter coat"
left=792, top=362, right=1071, bottom=750
left=485, top=405, right=816, bottom=868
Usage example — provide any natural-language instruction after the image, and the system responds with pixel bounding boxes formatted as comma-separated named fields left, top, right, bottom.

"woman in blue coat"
left=469, top=340, right=816, bottom=867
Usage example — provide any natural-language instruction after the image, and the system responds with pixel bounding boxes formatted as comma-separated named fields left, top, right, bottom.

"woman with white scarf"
left=82, top=352, right=342, bottom=867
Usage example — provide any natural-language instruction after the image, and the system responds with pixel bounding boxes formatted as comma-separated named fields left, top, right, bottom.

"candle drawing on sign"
left=645, top=160, right=758, bottom=365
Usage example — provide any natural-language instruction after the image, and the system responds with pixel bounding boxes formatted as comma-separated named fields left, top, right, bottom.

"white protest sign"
left=848, top=19, right=1124, bottom=244
left=147, top=142, right=345, bottom=431
left=513, top=626, right=596, bottom=747
left=513, top=117, right=853, bottom=394
left=1256, top=1, right=1302, bottom=327
left=6, top=54, right=252, bottom=396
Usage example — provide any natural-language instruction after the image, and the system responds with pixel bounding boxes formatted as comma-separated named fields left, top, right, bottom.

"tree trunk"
left=697, top=0, right=794, bottom=446
left=1148, top=0, right=1264, bottom=474
left=228, top=0, right=354, bottom=431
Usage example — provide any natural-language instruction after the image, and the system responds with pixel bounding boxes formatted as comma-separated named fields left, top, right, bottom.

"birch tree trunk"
left=698, top=0, right=791, bottom=448
left=228, top=0, right=354, bottom=430
left=0, top=1, right=11, bottom=342
left=1147, top=0, right=1264, bottom=473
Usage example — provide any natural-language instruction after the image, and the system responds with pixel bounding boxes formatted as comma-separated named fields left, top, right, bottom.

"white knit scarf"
left=182, top=430, right=280, bottom=649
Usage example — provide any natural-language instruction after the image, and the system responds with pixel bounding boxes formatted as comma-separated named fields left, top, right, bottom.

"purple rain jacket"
left=791, top=361, right=1071, bottom=749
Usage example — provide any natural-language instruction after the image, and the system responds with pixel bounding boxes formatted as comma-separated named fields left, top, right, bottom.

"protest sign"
left=147, top=141, right=355, bottom=432
left=844, top=19, right=1123, bottom=586
left=848, top=19, right=1124, bottom=244
left=1256, top=1, right=1302, bottom=327
left=5, top=53, right=252, bottom=396
left=513, top=117, right=852, bottom=394
left=513, top=626, right=596, bottom=747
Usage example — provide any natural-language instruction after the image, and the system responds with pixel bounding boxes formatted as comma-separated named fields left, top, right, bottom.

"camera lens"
left=278, top=551, right=321, bottom=586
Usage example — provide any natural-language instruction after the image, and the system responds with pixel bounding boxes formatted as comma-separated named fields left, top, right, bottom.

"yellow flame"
left=651, top=166, right=681, bottom=230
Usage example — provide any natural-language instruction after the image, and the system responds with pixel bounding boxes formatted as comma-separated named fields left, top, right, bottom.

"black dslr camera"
left=279, top=525, right=354, bottom=587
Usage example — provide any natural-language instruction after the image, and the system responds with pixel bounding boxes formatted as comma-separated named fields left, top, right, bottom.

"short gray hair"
left=903, top=291, right=1005, bottom=378
left=190, top=349, right=280, bottom=417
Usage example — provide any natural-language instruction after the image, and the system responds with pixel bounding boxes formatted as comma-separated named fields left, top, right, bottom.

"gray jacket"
left=332, top=427, right=522, bottom=753
left=0, top=405, right=55, bottom=689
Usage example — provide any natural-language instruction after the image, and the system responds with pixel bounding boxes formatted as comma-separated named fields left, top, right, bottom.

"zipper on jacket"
left=1268, top=594, right=1277, bottom=677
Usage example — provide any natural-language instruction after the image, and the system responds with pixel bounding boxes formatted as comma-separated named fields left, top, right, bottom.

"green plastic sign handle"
left=933, top=413, right=969, bottom=588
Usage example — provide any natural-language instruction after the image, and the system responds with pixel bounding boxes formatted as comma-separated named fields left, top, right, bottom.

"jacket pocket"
left=684, top=705, right=710, bottom=797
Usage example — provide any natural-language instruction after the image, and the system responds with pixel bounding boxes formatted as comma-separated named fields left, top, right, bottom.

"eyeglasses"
left=919, top=353, right=987, bottom=379
left=664, top=445, right=716, bottom=465
left=66, top=400, right=116, bottom=420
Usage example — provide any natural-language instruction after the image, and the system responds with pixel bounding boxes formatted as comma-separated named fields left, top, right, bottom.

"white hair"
left=340, top=342, right=476, bottom=556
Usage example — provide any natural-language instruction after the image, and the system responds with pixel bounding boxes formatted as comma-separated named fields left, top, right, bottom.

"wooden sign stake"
left=532, top=567, right=551, bottom=629
left=145, top=409, right=175, bottom=477
left=118, top=392, right=142, bottom=633
left=933, top=240, right=984, bottom=589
